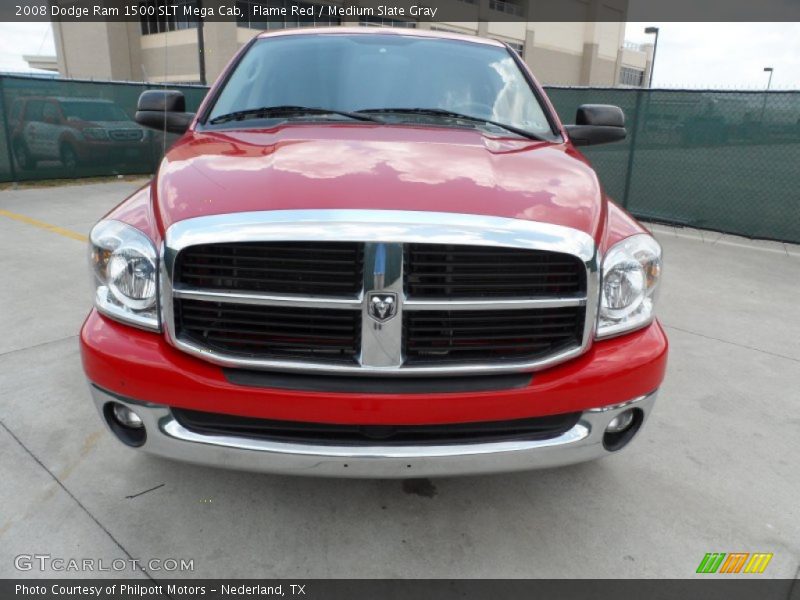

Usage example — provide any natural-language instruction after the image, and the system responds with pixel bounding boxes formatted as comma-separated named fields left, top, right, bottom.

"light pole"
left=196, top=0, right=207, bottom=86
left=763, top=67, right=774, bottom=90
left=644, top=26, right=659, bottom=88
left=760, top=67, right=774, bottom=124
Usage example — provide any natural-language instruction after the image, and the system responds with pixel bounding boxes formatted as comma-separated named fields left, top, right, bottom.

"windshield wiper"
left=357, top=107, right=544, bottom=141
left=208, top=105, right=382, bottom=125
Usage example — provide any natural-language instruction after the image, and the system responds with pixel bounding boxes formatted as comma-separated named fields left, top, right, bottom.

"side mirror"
left=564, top=104, right=626, bottom=146
left=134, top=90, right=195, bottom=134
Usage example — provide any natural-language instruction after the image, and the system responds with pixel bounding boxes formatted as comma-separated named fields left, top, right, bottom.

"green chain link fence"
left=1, top=74, right=798, bottom=243
left=546, top=87, right=800, bottom=243
left=0, top=74, right=207, bottom=183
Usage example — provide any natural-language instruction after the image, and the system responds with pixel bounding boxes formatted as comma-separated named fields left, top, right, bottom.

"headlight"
left=83, top=127, right=108, bottom=140
left=597, top=234, right=661, bottom=339
left=89, top=220, right=159, bottom=330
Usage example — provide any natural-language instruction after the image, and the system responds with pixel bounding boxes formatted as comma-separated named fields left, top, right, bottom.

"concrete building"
left=617, top=41, right=653, bottom=87
left=51, top=0, right=651, bottom=87
left=22, top=55, right=59, bottom=72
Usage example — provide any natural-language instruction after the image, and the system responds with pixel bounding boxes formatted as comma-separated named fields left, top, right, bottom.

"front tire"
left=60, top=143, right=79, bottom=173
left=13, top=139, right=36, bottom=171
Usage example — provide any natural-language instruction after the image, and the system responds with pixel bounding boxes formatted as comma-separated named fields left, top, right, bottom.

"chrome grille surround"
left=109, top=129, right=144, bottom=141
left=161, top=210, right=599, bottom=376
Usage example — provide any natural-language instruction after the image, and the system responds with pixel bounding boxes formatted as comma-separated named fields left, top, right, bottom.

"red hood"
left=153, top=124, right=605, bottom=240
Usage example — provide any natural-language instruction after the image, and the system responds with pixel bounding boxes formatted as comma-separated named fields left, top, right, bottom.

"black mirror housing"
left=575, top=104, right=625, bottom=127
left=137, top=90, right=186, bottom=113
left=565, top=104, right=626, bottom=146
left=134, top=90, right=194, bottom=135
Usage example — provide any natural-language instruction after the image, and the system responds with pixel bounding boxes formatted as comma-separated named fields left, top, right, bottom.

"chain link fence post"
left=621, top=89, right=643, bottom=210
left=0, top=75, right=19, bottom=183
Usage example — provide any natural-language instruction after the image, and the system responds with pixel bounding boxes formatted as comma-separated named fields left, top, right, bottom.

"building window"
left=359, top=16, right=416, bottom=28
left=489, top=0, right=523, bottom=17
left=619, top=66, right=645, bottom=87
left=490, top=39, right=524, bottom=56
left=236, top=0, right=341, bottom=30
left=506, top=42, right=524, bottom=56
left=139, top=0, right=199, bottom=36
left=623, top=41, right=645, bottom=52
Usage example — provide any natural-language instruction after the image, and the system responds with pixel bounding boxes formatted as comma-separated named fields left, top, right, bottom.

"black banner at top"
left=3, top=0, right=800, bottom=22
left=2, top=579, right=800, bottom=600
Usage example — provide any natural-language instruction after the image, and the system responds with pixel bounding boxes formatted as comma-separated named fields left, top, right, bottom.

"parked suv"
left=9, top=96, right=151, bottom=171
left=81, top=29, right=667, bottom=477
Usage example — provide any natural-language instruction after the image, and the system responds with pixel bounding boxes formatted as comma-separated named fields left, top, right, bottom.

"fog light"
left=112, top=403, right=144, bottom=429
left=606, top=409, right=635, bottom=434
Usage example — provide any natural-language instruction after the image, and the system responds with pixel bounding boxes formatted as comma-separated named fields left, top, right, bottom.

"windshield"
left=206, top=34, right=557, bottom=139
left=61, top=101, right=130, bottom=122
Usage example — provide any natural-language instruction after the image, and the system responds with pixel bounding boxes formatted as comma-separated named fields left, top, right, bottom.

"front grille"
left=167, top=226, right=592, bottom=374
left=403, top=307, right=585, bottom=365
left=109, top=129, right=144, bottom=141
left=405, top=244, right=586, bottom=298
left=172, top=408, right=582, bottom=446
left=174, top=299, right=361, bottom=363
left=175, top=242, right=363, bottom=296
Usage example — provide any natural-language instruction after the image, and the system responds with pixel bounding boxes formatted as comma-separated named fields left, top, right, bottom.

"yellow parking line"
left=0, top=209, right=88, bottom=242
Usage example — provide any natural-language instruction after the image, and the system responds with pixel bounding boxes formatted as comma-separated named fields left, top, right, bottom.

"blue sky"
left=1, top=21, right=799, bottom=89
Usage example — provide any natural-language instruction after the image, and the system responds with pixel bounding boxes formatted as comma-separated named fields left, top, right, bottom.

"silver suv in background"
left=9, top=96, right=152, bottom=172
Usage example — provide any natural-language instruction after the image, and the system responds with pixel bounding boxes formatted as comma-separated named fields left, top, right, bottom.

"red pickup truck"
left=80, top=28, right=667, bottom=477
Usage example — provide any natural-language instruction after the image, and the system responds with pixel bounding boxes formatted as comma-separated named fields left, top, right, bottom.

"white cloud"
left=0, top=22, right=55, bottom=72
left=625, top=22, right=800, bottom=89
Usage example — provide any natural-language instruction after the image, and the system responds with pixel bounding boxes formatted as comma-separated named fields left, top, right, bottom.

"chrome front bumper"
left=90, top=386, right=658, bottom=478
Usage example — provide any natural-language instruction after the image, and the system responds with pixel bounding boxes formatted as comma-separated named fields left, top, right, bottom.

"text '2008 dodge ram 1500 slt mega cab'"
left=80, top=28, right=667, bottom=478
